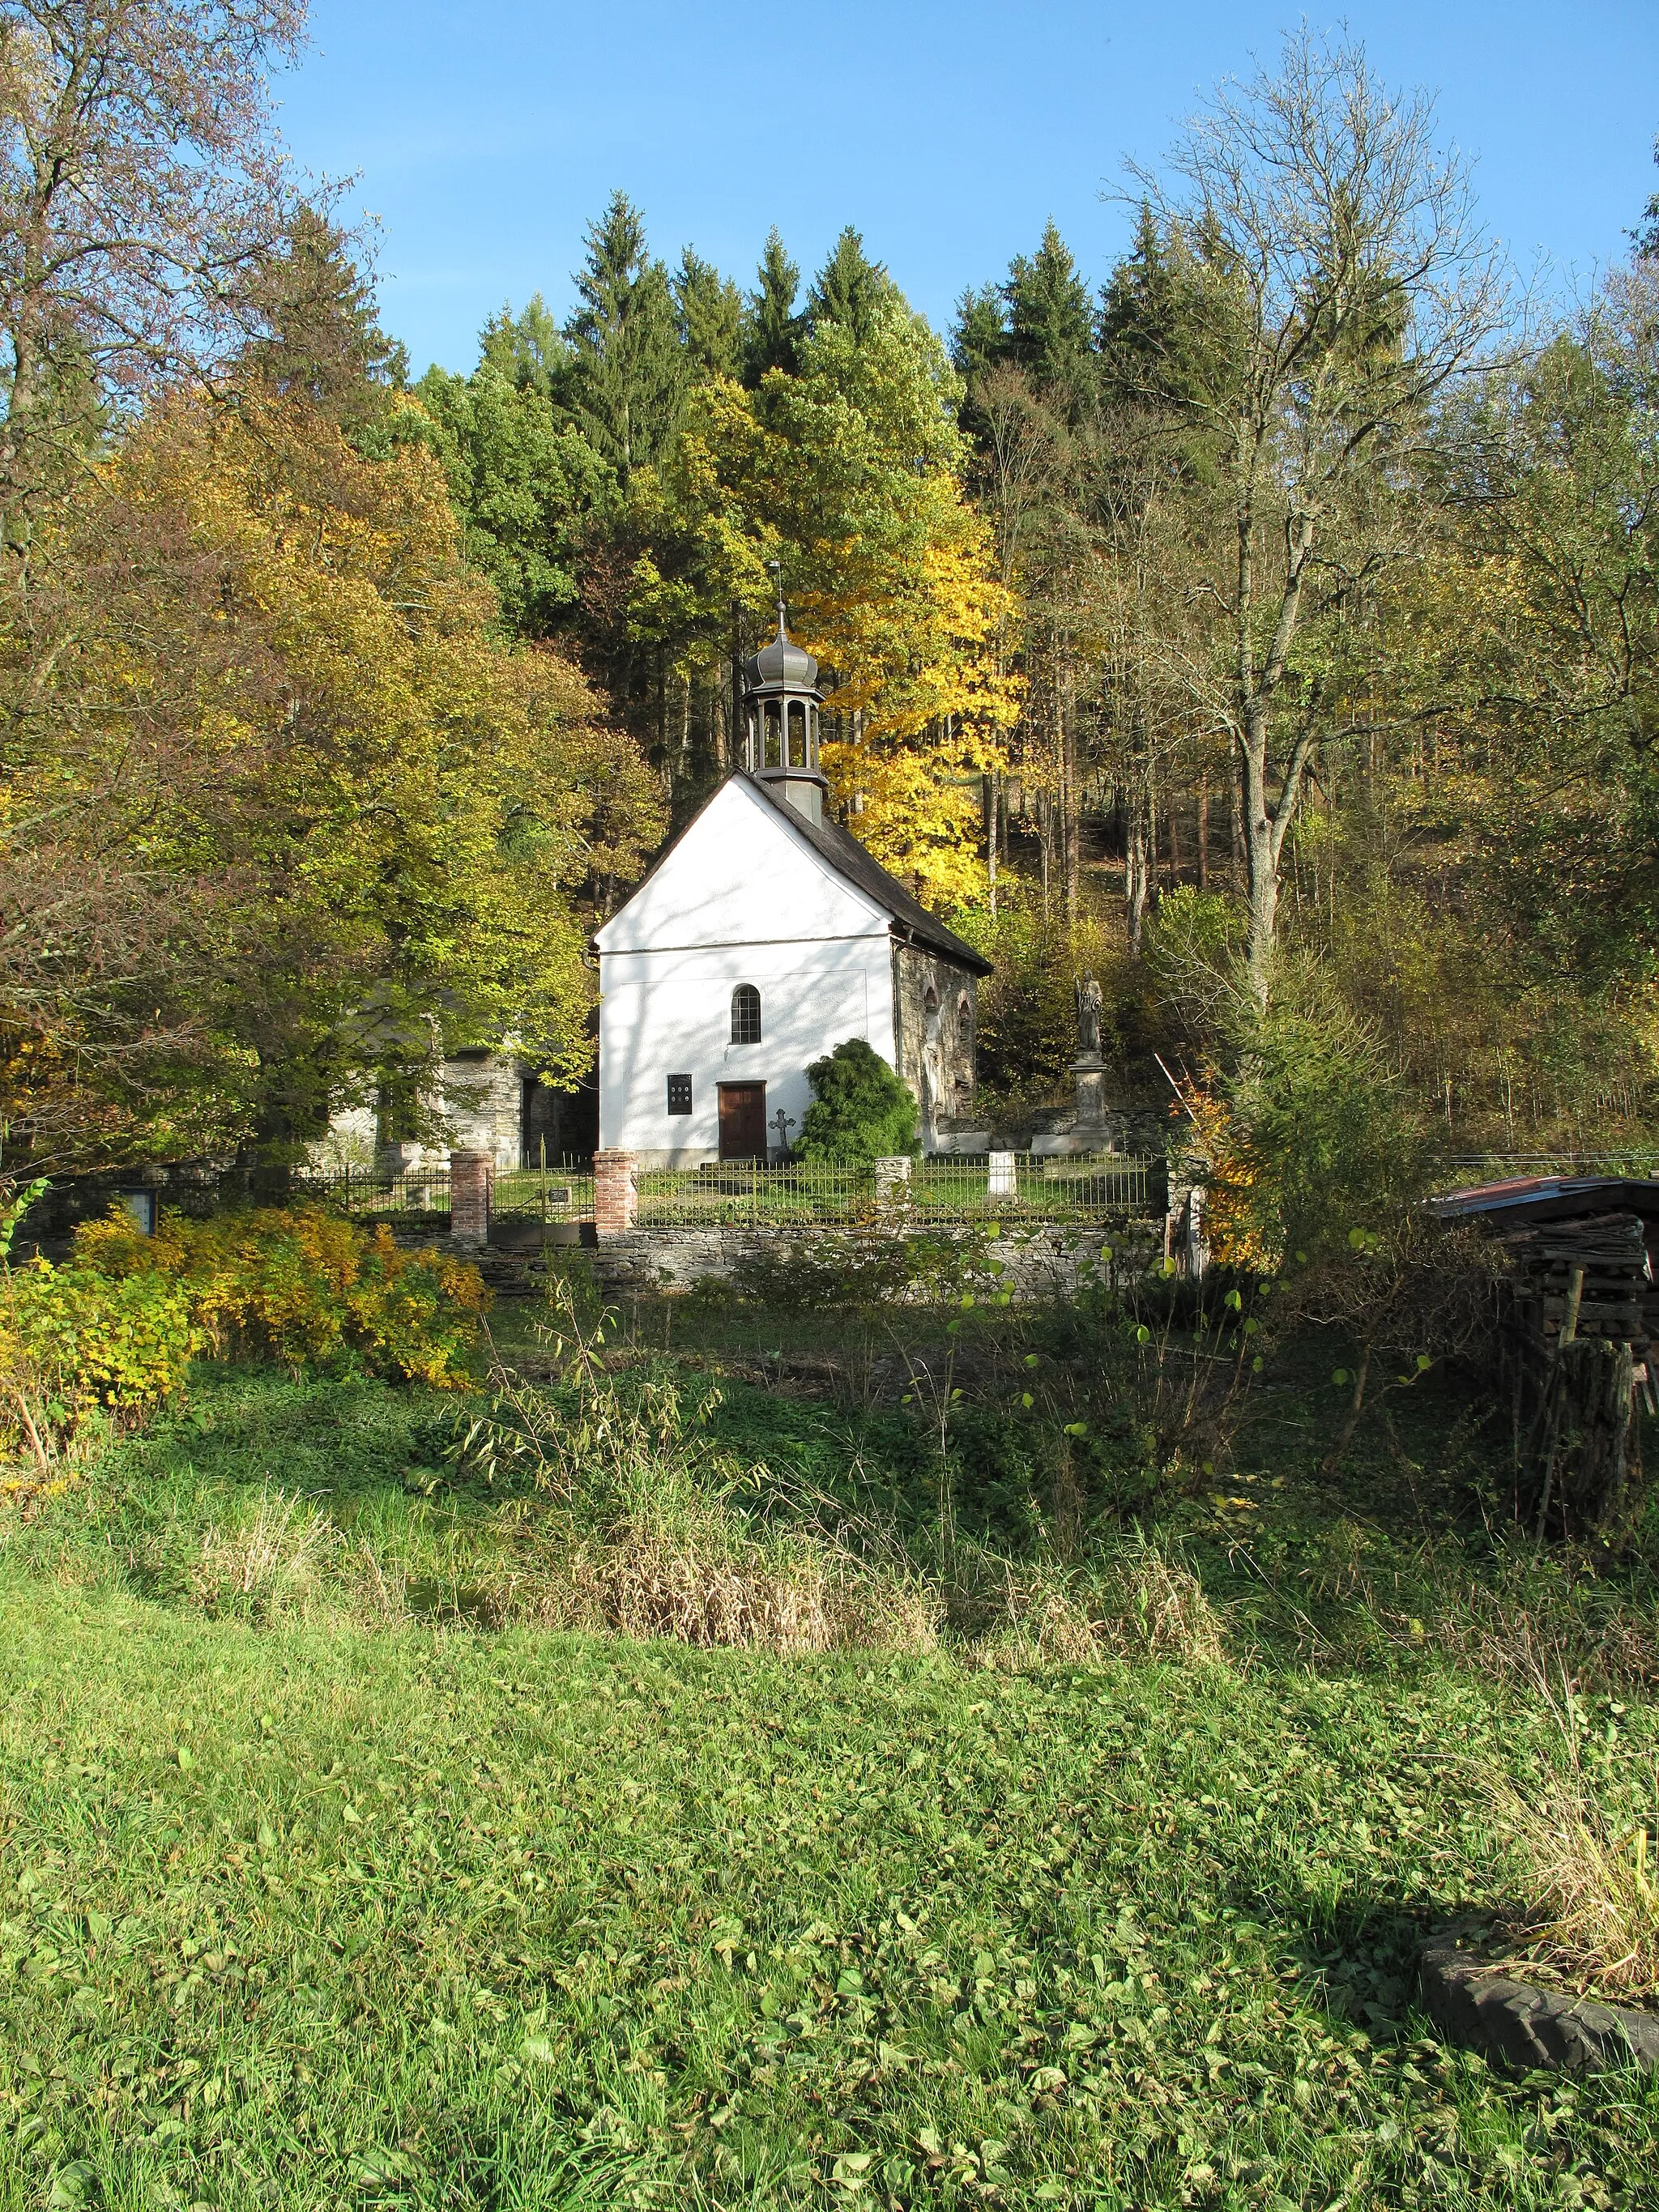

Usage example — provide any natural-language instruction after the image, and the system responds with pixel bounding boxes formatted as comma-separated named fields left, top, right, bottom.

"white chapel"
left=595, top=612, right=991, bottom=1166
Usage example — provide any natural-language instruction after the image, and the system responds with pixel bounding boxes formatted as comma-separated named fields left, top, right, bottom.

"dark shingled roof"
left=600, top=770, right=993, bottom=975
left=746, top=774, right=991, bottom=974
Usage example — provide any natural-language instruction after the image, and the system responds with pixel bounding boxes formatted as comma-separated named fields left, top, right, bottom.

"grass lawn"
left=2, top=1332, right=1658, bottom=2209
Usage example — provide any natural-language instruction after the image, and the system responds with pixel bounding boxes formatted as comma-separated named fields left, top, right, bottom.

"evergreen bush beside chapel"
left=795, top=1039, right=919, bottom=1161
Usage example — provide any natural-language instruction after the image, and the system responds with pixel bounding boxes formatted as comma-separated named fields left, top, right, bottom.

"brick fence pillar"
left=593, top=1149, right=638, bottom=1240
left=450, top=1149, right=493, bottom=1246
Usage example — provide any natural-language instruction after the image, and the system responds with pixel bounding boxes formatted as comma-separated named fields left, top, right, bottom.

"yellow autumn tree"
left=629, top=298, right=1021, bottom=906
left=4, top=390, right=661, bottom=1171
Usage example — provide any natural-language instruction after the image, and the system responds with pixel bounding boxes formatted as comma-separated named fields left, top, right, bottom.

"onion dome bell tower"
left=742, top=582, right=828, bottom=827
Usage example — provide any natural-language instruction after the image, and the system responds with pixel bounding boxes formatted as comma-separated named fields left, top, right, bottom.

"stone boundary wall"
left=585, top=1219, right=1158, bottom=1302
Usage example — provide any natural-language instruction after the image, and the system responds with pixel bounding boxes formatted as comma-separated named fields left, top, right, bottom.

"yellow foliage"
left=641, top=317, right=1022, bottom=910
left=1183, top=1075, right=1279, bottom=1272
left=1, top=1250, right=199, bottom=1482
left=79, top=1205, right=489, bottom=1387
left=6, top=390, right=663, bottom=1161
left=809, top=521, right=1020, bottom=906
left=821, top=728, right=993, bottom=908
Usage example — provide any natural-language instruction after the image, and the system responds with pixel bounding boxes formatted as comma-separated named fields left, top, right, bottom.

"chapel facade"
left=593, top=611, right=991, bottom=1166
left=315, top=611, right=991, bottom=1173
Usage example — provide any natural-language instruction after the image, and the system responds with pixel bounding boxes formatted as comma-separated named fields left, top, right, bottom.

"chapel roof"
left=595, top=770, right=992, bottom=976
left=746, top=774, right=992, bottom=975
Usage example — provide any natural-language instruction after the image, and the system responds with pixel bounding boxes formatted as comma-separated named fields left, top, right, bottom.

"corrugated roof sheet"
left=1429, top=1175, right=1659, bottom=1224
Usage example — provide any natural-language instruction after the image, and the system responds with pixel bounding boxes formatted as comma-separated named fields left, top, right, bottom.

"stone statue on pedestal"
left=1075, top=974, right=1103, bottom=1059
left=1030, top=973, right=1119, bottom=1157
left=1073, top=975, right=1107, bottom=1136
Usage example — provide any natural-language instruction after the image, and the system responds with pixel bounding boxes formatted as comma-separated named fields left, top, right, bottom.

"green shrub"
left=2, top=1258, right=199, bottom=1478
left=1195, top=960, right=1427, bottom=1268
left=795, top=1038, right=917, bottom=1161
left=2, top=1201, right=489, bottom=1487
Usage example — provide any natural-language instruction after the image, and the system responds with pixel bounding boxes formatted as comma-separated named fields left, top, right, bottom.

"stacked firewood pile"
left=1489, top=1208, right=1656, bottom=1540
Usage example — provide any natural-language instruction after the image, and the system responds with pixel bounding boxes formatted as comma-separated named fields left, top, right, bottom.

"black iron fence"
left=290, top=1152, right=1160, bottom=1231
left=633, top=1153, right=1158, bottom=1227
left=293, top=1167, right=453, bottom=1221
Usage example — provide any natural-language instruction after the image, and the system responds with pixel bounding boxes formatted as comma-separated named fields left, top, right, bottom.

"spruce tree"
left=950, top=283, right=1009, bottom=386
left=236, top=207, right=408, bottom=435
left=1638, top=135, right=1659, bottom=259
left=806, top=226, right=892, bottom=343
left=1003, top=219, right=1094, bottom=403
left=564, top=192, right=684, bottom=481
left=743, top=228, right=802, bottom=384
left=674, top=249, right=743, bottom=381
left=478, top=293, right=569, bottom=401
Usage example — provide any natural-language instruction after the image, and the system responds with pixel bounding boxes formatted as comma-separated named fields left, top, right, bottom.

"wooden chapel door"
left=718, top=1083, right=767, bottom=1160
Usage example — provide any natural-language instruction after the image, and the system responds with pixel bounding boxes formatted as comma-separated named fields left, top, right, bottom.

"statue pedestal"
left=1073, top=1055, right=1109, bottom=1133
left=1030, top=1058, right=1117, bottom=1158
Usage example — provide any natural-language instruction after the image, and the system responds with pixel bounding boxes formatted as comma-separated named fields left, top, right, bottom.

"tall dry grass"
left=156, top=1288, right=1238, bottom=1670
left=493, top=1524, right=938, bottom=1655
left=439, top=1295, right=1235, bottom=1664
left=1488, top=1761, right=1659, bottom=1997
left=969, top=1536, right=1230, bottom=1670
left=190, top=1489, right=332, bottom=1621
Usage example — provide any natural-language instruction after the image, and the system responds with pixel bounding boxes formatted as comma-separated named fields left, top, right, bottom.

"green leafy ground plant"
left=3, top=1288, right=1659, bottom=2206
left=1, top=1550, right=1655, bottom=2210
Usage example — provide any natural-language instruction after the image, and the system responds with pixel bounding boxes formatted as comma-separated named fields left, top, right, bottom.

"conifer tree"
left=564, top=192, right=684, bottom=481
left=951, top=283, right=1010, bottom=385
left=235, top=208, right=409, bottom=438
left=1639, top=136, right=1659, bottom=259
left=807, top=227, right=893, bottom=343
left=478, top=294, right=569, bottom=400
left=1003, top=219, right=1094, bottom=405
left=674, top=250, right=743, bottom=381
left=743, top=228, right=803, bottom=384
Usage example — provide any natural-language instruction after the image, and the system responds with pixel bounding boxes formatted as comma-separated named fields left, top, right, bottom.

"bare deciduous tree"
left=0, top=0, right=306, bottom=541
left=1124, top=27, right=1508, bottom=998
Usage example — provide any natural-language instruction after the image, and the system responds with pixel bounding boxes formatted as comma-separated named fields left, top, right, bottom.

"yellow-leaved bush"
left=75, top=1207, right=489, bottom=1387
left=1, top=1257, right=201, bottom=1478
left=3, top=1203, right=489, bottom=1484
left=1182, top=1075, right=1277, bottom=1273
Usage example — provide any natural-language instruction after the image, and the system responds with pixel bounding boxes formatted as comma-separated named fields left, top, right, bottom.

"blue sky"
left=275, top=1, right=1659, bottom=378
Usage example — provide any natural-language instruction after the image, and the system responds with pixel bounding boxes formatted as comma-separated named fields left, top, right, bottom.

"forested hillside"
left=3, top=12, right=1657, bottom=1211
left=407, top=39, right=1659, bottom=1194
left=11, top=19, right=1659, bottom=2206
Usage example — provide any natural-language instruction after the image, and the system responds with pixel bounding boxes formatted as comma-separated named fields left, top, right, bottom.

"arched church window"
left=731, top=984, right=761, bottom=1044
